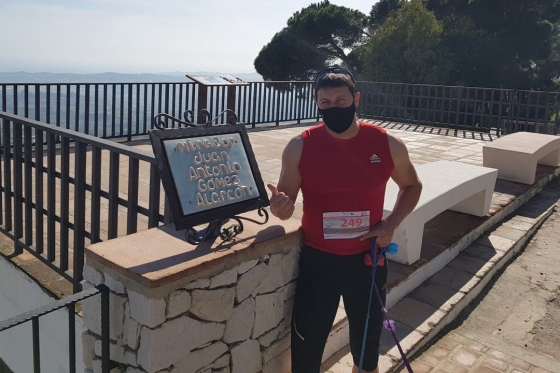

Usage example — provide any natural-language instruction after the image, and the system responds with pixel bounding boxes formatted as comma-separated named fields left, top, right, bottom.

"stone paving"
left=395, top=188, right=560, bottom=373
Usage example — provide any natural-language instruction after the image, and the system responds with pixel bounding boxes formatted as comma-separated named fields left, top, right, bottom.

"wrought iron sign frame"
left=149, top=109, right=270, bottom=244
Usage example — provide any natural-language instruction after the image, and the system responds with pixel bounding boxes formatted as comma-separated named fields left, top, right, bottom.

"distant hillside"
left=0, top=71, right=264, bottom=84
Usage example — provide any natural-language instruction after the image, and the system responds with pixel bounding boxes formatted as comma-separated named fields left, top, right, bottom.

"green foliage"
left=346, top=45, right=368, bottom=79
left=255, top=0, right=560, bottom=89
left=287, top=0, right=368, bottom=50
left=254, top=1, right=367, bottom=80
left=536, top=27, right=560, bottom=91
left=254, top=28, right=326, bottom=81
left=369, top=0, right=405, bottom=29
left=362, top=1, right=451, bottom=84
left=427, top=0, right=560, bottom=88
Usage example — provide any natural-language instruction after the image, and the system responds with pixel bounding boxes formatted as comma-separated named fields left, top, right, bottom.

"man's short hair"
left=314, top=67, right=357, bottom=98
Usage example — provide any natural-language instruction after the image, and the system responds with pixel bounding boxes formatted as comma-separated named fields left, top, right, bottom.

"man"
left=267, top=67, right=422, bottom=373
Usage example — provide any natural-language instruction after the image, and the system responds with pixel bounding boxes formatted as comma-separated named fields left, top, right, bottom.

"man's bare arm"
left=384, top=134, right=422, bottom=229
left=268, top=135, right=303, bottom=220
left=361, top=134, right=422, bottom=246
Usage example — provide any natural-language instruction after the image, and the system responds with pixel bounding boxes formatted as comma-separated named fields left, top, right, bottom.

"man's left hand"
left=360, top=220, right=395, bottom=248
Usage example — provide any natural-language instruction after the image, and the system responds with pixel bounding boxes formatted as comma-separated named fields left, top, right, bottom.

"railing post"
left=94, top=84, right=99, bottom=137
left=34, top=84, right=40, bottom=121
left=13, top=84, right=18, bottom=116
left=85, top=84, right=90, bottom=135
left=554, top=93, right=560, bottom=135
left=356, top=82, right=363, bottom=118
left=454, top=87, right=461, bottom=136
left=3, top=120, right=13, bottom=233
left=197, top=84, right=208, bottom=124
left=1, top=84, right=6, bottom=112
left=75, top=84, right=81, bottom=133
left=148, top=164, right=162, bottom=228
left=126, top=158, right=140, bottom=235
left=164, top=197, right=173, bottom=225
left=68, top=303, right=76, bottom=373
left=227, top=85, right=236, bottom=115
left=127, top=84, right=133, bottom=141
left=100, top=285, right=110, bottom=373
left=46, top=133, right=56, bottom=260
left=297, top=84, right=303, bottom=124
left=507, top=89, right=515, bottom=134
left=34, top=128, right=44, bottom=253
left=252, top=83, right=258, bottom=128
left=46, top=85, right=51, bottom=124
left=13, top=122, right=23, bottom=255
left=107, top=153, right=120, bottom=240
left=496, top=90, right=504, bottom=137
left=24, top=126, right=33, bottom=247
left=24, top=85, right=29, bottom=118
left=73, top=141, right=87, bottom=293
left=32, top=317, right=40, bottom=373
left=276, top=88, right=281, bottom=125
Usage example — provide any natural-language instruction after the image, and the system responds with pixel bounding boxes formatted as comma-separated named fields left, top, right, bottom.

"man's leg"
left=291, top=247, right=341, bottom=373
left=342, top=255, right=388, bottom=373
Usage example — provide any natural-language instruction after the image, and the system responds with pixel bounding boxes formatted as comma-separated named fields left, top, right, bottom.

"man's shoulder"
left=302, top=123, right=326, bottom=135
left=286, top=134, right=304, bottom=152
left=358, top=121, right=407, bottom=162
left=386, top=132, right=409, bottom=165
left=290, top=132, right=304, bottom=141
left=360, top=120, right=387, bottom=134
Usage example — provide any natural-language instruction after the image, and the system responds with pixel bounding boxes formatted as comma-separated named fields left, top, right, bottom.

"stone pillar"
left=81, top=211, right=302, bottom=373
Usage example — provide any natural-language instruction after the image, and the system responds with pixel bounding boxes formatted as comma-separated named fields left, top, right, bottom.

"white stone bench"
left=483, top=132, right=560, bottom=185
left=383, top=160, right=498, bottom=265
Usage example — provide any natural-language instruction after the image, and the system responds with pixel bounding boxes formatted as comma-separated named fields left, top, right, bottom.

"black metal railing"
left=357, top=82, right=560, bottom=135
left=0, top=81, right=319, bottom=140
left=0, top=112, right=166, bottom=293
left=2, top=80, right=558, bottom=139
left=0, top=285, right=110, bottom=373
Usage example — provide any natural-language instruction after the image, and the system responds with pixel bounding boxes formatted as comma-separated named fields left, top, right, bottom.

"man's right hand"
left=267, top=184, right=295, bottom=220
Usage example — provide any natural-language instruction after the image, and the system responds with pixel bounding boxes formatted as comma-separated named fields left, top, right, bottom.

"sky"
left=0, top=0, right=375, bottom=74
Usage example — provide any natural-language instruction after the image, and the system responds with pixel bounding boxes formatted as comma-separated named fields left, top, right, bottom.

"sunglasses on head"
left=314, top=67, right=356, bottom=85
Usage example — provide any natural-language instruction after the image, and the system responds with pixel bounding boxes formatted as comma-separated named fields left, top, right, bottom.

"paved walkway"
left=399, top=193, right=560, bottom=373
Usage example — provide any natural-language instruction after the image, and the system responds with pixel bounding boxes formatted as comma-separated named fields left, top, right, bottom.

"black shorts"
left=291, top=245, right=388, bottom=373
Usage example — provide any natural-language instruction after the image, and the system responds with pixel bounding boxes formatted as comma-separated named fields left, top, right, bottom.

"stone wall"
left=82, top=232, right=300, bottom=373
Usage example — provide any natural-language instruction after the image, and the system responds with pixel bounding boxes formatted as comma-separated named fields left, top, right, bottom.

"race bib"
left=323, top=211, right=370, bottom=239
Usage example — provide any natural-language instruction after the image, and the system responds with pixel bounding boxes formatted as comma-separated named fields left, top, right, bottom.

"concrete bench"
left=483, top=132, right=560, bottom=185
left=383, top=160, right=498, bottom=265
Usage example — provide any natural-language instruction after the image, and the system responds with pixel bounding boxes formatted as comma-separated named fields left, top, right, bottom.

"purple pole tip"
left=386, top=243, right=398, bottom=255
left=383, top=319, right=396, bottom=331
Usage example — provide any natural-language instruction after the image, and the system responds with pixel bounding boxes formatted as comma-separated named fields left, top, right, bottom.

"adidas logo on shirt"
left=370, top=154, right=381, bottom=163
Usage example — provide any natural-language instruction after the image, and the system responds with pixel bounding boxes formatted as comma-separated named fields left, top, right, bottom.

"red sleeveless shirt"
left=298, top=121, right=394, bottom=255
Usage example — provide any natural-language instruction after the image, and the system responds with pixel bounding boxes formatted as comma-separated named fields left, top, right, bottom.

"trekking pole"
left=358, top=237, right=414, bottom=373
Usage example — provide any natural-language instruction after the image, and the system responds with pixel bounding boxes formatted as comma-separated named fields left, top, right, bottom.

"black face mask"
left=319, top=102, right=356, bottom=134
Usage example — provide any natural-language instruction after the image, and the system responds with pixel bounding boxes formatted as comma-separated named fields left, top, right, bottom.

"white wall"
left=0, top=255, right=86, bottom=373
